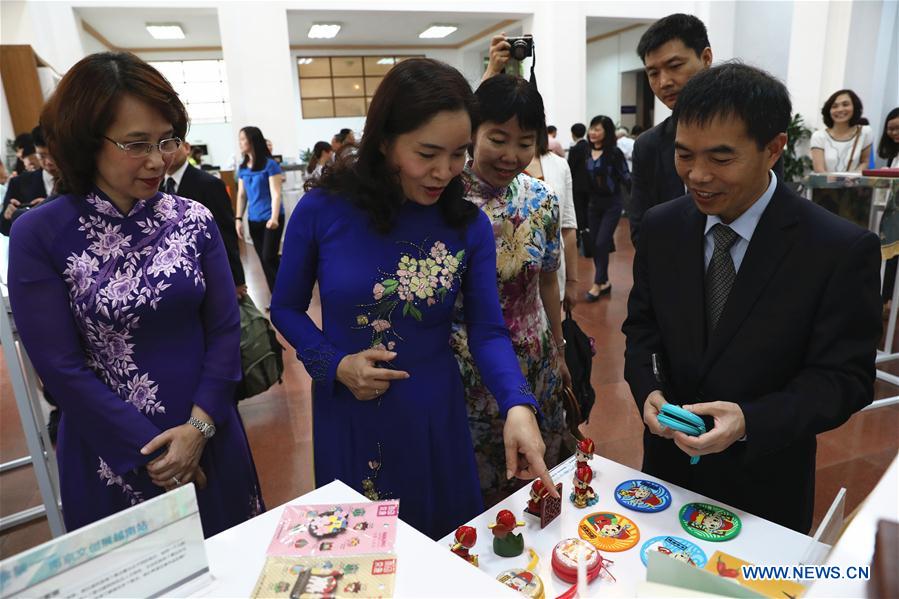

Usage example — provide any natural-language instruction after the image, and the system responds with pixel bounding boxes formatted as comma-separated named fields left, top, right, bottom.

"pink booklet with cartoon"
left=267, top=500, right=400, bottom=557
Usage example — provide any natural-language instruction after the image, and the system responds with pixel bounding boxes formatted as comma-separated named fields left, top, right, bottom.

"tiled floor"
left=1, top=218, right=897, bottom=558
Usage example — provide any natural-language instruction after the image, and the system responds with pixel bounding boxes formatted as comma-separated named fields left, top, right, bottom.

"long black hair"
left=589, top=115, right=618, bottom=152
left=240, top=126, right=271, bottom=172
left=310, top=58, right=479, bottom=233
left=878, top=107, right=899, bottom=162
left=307, top=141, right=332, bottom=174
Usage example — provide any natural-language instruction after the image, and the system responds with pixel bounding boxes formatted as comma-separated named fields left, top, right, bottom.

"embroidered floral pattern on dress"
left=355, top=240, right=465, bottom=351
left=63, top=191, right=215, bottom=492
left=97, top=458, right=143, bottom=506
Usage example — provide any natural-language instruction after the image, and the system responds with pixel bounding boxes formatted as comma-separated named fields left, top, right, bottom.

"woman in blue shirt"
left=236, top=126, right=283, bottom=292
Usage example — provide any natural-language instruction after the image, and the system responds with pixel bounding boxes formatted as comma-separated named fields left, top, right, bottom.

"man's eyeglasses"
left=104, top=136, right=182, bottom=158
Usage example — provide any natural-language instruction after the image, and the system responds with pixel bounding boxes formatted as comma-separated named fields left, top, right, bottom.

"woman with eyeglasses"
left=8, top=52, right=264, bottom=536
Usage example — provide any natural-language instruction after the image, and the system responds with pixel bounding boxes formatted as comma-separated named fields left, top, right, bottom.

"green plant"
left=300, top=147, right=313, bottom=164
left=783, top=112, right=812, bottom=184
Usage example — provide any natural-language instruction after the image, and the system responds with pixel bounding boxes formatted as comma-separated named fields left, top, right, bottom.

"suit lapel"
left=699, top=185, right=799, bottom=379
left=660, top=119, right=685, bottom=200
left=677, top=200, right=708, bottom=367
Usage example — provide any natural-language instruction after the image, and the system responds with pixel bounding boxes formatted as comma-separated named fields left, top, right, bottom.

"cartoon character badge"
left=578, top=512, right=640, bottom=552
left=639, top=535, right=708, bottom=568
left=496, top=568, right=545, bottom=599
left=614, top=479, right=672, bottom=513
left=308, top=507, right=350, bottom=538
left=679, top=502, right=742, bottom=542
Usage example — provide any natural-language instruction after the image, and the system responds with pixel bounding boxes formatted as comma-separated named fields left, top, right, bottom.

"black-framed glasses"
left=104, top=136, right=182, bottom=158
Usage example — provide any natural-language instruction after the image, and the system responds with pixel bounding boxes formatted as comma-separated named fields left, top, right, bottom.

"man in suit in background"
left=2, top=126, right=59, bottom=236
left=629, top=14, right=785, bottom=244
left=622, top=63, right=881, bottom=533
left=567, top=122, right=590, bottom=247
left=164, top=140, right=247, bottom=298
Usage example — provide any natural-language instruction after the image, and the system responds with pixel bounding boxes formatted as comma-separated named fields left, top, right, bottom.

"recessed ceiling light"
left=419, top=25, right=458, bottom=39
left=298, top=58, right=314, bottom=65
left=308, top=24, right=341, bottom=39
left=377, top=58, right=395, bottom=65
left=146, top=23, right=185, bottom=40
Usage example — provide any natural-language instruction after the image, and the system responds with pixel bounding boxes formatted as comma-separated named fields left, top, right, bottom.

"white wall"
left=732, top=1, right=793, bottom=82
left=585, top=25, right=651, bottom=127
left=185, top=122, right=236, bottom=169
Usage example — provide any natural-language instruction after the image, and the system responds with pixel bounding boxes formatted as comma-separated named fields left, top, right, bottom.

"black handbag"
left=562, top=309, right=596, bottom=425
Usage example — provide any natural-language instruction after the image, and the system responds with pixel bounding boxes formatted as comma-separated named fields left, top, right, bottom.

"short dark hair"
left=547, top=125, right=557, bottom=134
left=31, top=126, right=46, bottom=148
left=878, top=106, right=899, bottom=162
left=311, top=58, right=478, bottom=233
left=672, top=61, right=791, bottom=149
left=821, top=89, right=863, bottom=128
left=239, top=126, right=272, bottom=172
left=40, top=52, right=188, bottom=195
left=14, top=133, right=33, bottom=150
left=637, top=13, right=710, bottom=62
left=631, top=124, right=645, bottom=136
left=474, top=74, right=546, bottom=139
left=571, top=123, right=586, bottom=138
left=335, top=128, right=353, bottom=143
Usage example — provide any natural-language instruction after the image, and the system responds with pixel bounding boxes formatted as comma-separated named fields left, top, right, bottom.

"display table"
left=439, top=454, right=819, bottom=598
left=806, top=453, right=899, bottom=598
left=195, top=479, right=516, bottom=598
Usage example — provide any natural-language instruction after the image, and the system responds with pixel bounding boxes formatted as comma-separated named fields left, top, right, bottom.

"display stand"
left=0, top=289, right=65, bottom=536
left=806, top=173, right=899, bottom=410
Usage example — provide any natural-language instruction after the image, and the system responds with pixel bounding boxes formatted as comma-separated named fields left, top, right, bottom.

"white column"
left=521, top=2, right=587, bottom=135
left=218, top=2, right=301, bottom=162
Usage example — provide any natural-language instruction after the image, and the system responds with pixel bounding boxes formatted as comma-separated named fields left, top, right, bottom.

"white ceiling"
left=286, top=10, right=525, bottom=47
left=586, top=17, right=651, bottom=40
left=76, top=7, right=526, bottom=50
left=76, top=7, right=221, bottom=48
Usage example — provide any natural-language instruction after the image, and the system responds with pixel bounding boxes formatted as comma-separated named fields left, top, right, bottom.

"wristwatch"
left=188, top=416, right=216, bottom=439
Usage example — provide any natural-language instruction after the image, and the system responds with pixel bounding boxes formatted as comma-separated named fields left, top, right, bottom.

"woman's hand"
left=142, top=424, right=207, bottom=489
left=162, top=466, right=208, bottom=492
left=266, top=216, right=279, bottom=230
left=336, top=349, right=410, bottom=401
left=235, top=219, right=244, bottom=241
left=483, top=34, right=511, bottom=81
left=502, top=405, right=559, bottom=496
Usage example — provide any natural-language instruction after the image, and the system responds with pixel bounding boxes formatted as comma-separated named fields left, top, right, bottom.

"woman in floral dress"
left=8, top=53, right=263, bottom=536
left=451, top=74, right=570, bottom=504
left=271, top=59, right=554, bottom=540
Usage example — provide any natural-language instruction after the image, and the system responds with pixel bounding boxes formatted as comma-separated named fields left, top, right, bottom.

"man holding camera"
left=2, top=126, right=59, bottom=236
left=482, top=33, right=533, bottom=81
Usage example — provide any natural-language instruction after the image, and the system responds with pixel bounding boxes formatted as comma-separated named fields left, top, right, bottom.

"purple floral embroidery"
left=63, top=252, right=100, bottom=296
left=97, top=458, right=143, bottom=505
left=125, top=373, right=164, bottom=414
left=63, top=195, right=216, bottom=488
left=88, top=223, right=132, bottom=262
left=100, top=267, right=141, bottom=308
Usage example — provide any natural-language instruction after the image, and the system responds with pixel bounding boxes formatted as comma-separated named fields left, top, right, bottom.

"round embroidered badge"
left=679, top=502, right=742, bottom=542
left=614, top=479, right=672, bottom=513
left=578, top=512, right=640, bottom=552
left=639, top=535, right=708, bottom=567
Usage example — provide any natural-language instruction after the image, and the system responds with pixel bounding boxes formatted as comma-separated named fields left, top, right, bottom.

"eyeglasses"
left=104, top=136, right=182, bottom=158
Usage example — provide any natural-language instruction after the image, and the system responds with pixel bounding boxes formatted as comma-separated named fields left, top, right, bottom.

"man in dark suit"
left=622, top=63, right=881, bottom=533
left=628, top=14, right=784, bottom=244
left=164, top=140, right=246, bottom=297
left=2, top=126, right=59, bottom=236
left=567, top=123, right=590, bottom=243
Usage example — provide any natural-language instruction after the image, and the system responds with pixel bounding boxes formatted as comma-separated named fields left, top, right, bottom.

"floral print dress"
left=451, top=165, right=567, bottom=499
left=271, top=189, right=539, bottom=540
left=8, top=189, right=264, bottom=537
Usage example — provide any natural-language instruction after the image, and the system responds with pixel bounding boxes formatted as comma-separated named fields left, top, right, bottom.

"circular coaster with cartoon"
left=639, top=535, right=708, bottom=568
left=614, top=479, right=672, bottom=513
left=578, top=512, right=640, bottom=552
left=679, top=502, right=742, bottom=542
